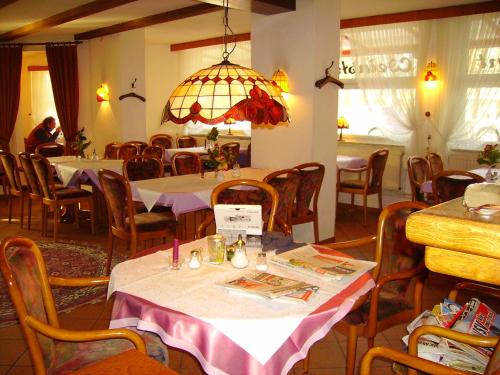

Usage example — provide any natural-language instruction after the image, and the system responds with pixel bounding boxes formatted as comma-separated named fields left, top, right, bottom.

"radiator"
left=448, top=149, right=480, bottom=171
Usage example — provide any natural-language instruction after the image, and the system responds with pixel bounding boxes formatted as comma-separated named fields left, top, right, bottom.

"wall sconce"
left=337, top=116, right=349, bottom=141
left=271, top=69, right=289, bottom=99
left=96, top=83, right=109, bottom=102
left=424, top=61, right=438, bottom=89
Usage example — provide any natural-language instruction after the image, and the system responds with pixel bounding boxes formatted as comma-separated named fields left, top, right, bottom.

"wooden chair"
left=31, top=154, right=95, bottom=241
left=124, top=141, right=148, bottom=154
left=0, top=150, right=28, bottom=228
left=104, top=142, right=121, bottom=159
left=426, top=152, right=444, bottom=177
left=98, top=169, right=177, bottom=274
left=197, top=179, right=279, bottom=238
left=321, top=201, right=429, bottom=375
left=0, top=236, right=175, bottom=375
left=18, top=152, right=44, bottom=231
left=432, top=170, right=485, bottom=203
left=123, top=155, right=164, bottom=181
left=291, top=162, right=325, bottom=243
left=407, top=156, right=431, bottom=202
left=171, top=152, right=202, bottom=175
left=143, top=145, right=164, bottom=161
left=361, top=325, right=499, bottom=375
left=176, top=136, right=196, bottom=148
left=150, top=134, right=174, bottom=150
left=337, top=148, right=389, bottom=225
left=35, top=142, right=65, bottom=157
left=220, top=142, right=240, bottom=168
left=263, top=169, right=301, bottom=235
left=118, top=143, right=139, bottom=160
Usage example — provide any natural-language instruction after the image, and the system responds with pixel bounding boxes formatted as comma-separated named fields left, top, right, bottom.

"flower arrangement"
left=72, top=128, right=91, bottom=158
left=477, top=144, right=500, bottom=167
left=205, top=143, right=228, bottom=171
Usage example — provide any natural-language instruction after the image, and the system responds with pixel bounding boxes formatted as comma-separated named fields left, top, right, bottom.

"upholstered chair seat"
left=126, top=211, right=177, bottom=232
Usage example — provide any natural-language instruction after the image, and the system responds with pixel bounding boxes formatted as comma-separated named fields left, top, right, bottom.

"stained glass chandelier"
left=161, top=0, right=289, bottom=126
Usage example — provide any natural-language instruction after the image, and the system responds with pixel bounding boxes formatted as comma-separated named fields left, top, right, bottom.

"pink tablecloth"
left=109, top=246, right=374, bottom=375
left=337, top=155, right=367, bottom=170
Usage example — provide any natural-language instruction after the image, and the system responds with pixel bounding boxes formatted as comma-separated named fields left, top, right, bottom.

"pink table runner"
left=109, top=245, right=374, bottom=375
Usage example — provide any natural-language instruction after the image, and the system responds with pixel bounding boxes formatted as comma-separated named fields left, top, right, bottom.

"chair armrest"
left=48, top=276, right=110, bottom=287
left=196, top=212, right=214, bottom=239
left=448, top=281, right=500, bottom=302
left=274, top=217, right=292, bottom=236
left=407, top=325, right=498, bottom=375
left=360, top=346, right=467, bottom=375
left=25, top=316, right=146, bottom=353
left=320, top=235, right=376, bottom=250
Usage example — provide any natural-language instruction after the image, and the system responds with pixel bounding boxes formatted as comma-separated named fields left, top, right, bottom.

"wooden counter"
left=406, top=198, right=500, bottom=285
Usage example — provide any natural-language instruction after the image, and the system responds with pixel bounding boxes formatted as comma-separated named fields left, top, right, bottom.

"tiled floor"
left=0, top=196, right=493, bottom=374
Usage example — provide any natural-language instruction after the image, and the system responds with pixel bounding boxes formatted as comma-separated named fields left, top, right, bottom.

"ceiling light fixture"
left=161, top=0, right=289, bottom=126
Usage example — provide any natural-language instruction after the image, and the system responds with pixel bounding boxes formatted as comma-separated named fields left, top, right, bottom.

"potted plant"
left=206, top=127, right=219, bottom=150
left=477, top=144, right=500, bottom=181
left=72, top=128, right=92, bottom=158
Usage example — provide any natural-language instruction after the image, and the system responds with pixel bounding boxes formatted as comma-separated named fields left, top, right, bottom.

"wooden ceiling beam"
left=75, top=3, right=220, bottom=40
left=171, top=32, right=251, bottom=51
left=0, top=0, right=19, bottom=9
left=0, top=0, right=138, bottom=42
left=195, top=0, right=295, bottom=15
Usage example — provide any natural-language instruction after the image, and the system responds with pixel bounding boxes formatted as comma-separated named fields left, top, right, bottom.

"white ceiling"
left=0, top=0, right=490, bottom=44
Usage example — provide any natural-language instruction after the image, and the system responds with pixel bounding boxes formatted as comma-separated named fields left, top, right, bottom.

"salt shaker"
left=255, top=252, right=268, bottom=272
left=231, top=234, right=248, bottom=269
left=188, top=250, right=201, bottom=269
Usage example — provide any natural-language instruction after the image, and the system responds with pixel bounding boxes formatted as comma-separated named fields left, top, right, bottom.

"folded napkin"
left=463, top=182, right=500, bottom=209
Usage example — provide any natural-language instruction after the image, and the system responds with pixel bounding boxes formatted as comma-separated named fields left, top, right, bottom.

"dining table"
left=337, top=155, right=367, bottom=170
left=419, top=167, right=499, bottom=193
left=165, top=146, right=249, bottom=165
left=108, top=237, right=375, bottom=375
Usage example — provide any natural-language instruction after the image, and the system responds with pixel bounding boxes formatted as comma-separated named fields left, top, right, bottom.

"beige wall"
left=251, top=0, right=340, bottom=242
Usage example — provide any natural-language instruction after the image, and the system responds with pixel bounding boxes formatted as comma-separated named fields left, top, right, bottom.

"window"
left=30, top=70, right=58, bottom=127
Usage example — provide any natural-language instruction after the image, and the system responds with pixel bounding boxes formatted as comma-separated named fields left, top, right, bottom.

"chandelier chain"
left=222, top=0, right=236, bottom=61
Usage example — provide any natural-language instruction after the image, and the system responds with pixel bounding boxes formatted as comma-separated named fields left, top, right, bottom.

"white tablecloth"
left=337, top=155, right=367, bottom=170
left=164, top=147, right=207, bottom=162
left=129, top=167, right=274, bottom=216
left=420, top=167, right=500, bottom=193
left=49, top=157, right=123, bottom=187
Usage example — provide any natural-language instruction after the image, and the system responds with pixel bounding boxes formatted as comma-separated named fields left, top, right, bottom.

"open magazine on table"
left=219, top=271, right=319, bottom=304
left=269, top=245, right=376, bottom=281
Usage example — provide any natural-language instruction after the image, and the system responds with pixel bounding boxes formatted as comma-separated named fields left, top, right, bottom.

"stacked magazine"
left=402, top=297, right=499, bottom=374
left=220, top=272, right=319, bottom=303
left=269, top=245, right=376, bottom=281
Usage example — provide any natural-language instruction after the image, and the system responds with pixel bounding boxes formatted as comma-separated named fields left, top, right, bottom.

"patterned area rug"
left=0, top=240, right=125, bottom=327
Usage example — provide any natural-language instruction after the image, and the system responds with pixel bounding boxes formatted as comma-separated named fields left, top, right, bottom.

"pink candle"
left=172, top=239, right=179, bottom=268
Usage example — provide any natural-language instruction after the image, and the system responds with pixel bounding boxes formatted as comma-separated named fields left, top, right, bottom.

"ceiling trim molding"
left=195, top=0, right=295, bottom=15
left=0, top=0, right=19, bottom=9
left=27, top=65, right=49, bottom=71
left=0, top=0, right=138, bottom=42
left=75, top=3, right=220, bottom=40
left=341, top=1, right=500, bottom=29
left=170, top=32, right=251, bottom=51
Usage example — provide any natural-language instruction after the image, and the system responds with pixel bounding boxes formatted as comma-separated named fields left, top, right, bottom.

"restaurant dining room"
left=1, top=0, right=500, bottom=374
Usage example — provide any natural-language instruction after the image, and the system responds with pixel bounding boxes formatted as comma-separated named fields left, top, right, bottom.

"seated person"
left=25, top=116, right=62, bottom=153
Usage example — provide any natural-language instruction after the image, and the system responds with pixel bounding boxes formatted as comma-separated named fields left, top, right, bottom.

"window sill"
left=340, top=135, right=405, bottom=148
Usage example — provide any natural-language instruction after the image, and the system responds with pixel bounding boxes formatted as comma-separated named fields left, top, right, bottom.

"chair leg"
left=367, top=337, right=375, bottom=349
left=8, top=193, right=12, bottom=223
left=378, top=190, right=383, bottom=210
left=53, top=205, right=60, bottom=241
left=303, top=352, right=310, bottom=374
left=89, top=198, right=95, bottom=235
left=20, top=194, right=25, bottom=229
left=313, top=216, right=319, bottom=244
left=75, top=203, right=80, bottom=229
left=363, top=194, right=368, bottom=225
left=346, top=325, right=358, bottom=375
left=130, top=237, right=137, bottom=258
left=106, top=231, right=114, bottom=275
left=350, top=193, right=354, bottom=206
left=27, top=198, right=32, bottom=230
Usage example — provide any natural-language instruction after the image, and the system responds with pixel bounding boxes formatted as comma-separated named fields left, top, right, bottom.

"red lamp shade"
left=424, top=61, right=438, bottom=82
left=96, top=84, right=109, bottom=102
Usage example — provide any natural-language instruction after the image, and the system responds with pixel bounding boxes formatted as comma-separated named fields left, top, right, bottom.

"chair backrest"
left=372, top=201, right=429, bottom=288
left=124, top=141, right=148, bottom=154
left=293, top=162, right=325, bottom=218
left=98, top=169, right=135, bottom=232
left=123, top=155, right=164, bottom=181
left=18, top=152, right=41, bottom=196
left=211, top=179, right=279, bottom=232
left=220, top=142, right=240, bottom=168
left=407, top=156, right=431, bottom=201
left=264, top=169, right=301, bottom=232
left=150, top=134, right=173, bottom=150
left=366, top=148, right=389, bottom=189
left=31, top=154, right=57, bottom=200
left=426, top=152, right=444, bottom=177
left=118, top=144, right=139, bottom=160
left=176, top=136, right=196, bottom=148
left=171, top=152, right=201, bottom=175
left=432, top=170, right=485, bottom=203
left=485, top=341, right=500, bottom=375
left=35, top=143, right=65, bottom=157
left=142, top=145, right=164, bottom=161
left=104, top=142, right=122, bottom=159
left=0, top=236, right=60, bottom=373
left=0, top=150, right=23, bottom=192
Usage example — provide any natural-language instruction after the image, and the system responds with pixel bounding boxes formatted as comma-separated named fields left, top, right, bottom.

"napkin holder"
left=463, top=182, right=500, bottom=209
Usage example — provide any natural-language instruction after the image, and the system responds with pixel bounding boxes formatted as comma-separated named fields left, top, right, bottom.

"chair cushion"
left=127, top=211, right=177, bottom=232
left=54, top=188, right=92, bottom=200
left=345, top=292, right=413, bottom=325
left=51, top=330, right=169, bottom=374
left=340, top=179, right=365, bottom=189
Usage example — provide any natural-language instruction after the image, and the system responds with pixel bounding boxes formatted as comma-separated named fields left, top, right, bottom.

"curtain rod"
left=0, top=41, right=82, bottom=46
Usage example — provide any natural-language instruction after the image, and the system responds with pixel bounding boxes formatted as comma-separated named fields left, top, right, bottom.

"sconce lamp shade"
left=337, top=116, right=349, bottom=129
left=424, top=61, right=438, bottom=82
left=161, top=60, right=289, bottom=126
left=271, top=69, right=289, bottom=93
left=96, top=84, right=109, bottom=102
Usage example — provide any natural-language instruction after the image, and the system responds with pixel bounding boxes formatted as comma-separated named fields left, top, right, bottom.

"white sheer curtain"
left=30, top=70, right=58, bottom=126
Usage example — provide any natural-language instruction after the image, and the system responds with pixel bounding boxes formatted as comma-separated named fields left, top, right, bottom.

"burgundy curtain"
left=46, top=44, right=79, bottom=154
left=0, top=45, right=22, bottom=151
